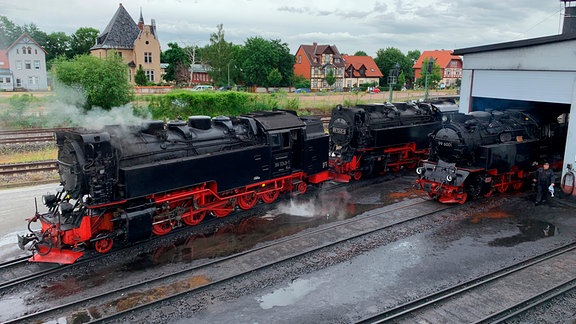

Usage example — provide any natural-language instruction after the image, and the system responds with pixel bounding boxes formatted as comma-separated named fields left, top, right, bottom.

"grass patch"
left=0, top=147, right=57, bottom=164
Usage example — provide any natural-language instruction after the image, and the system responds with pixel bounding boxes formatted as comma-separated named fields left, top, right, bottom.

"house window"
left=335, top=58, right=340, bottom=63
left=16, top=61, right=22, bottom=70
left=34, top=60, right=40, bottom=70
left=22, top=47, right=26, bottom=54
left=5, top=77, right=11, bottom=83
left=27, top=47, right=32, bottom=54
left=144, top=52, right=152, bottom=63
left=298, top=55, right=302, bottom=64
left=35, top=49, right=38, bottom=54
left=16, top=78, right=22, bottom=87
left=145, top=70, right=155, bottom=82
left=25, top=60, right=31, bottom=69
left=450, top=61, right=458, bottom=67
left=16, top=49, right=19, bottom=54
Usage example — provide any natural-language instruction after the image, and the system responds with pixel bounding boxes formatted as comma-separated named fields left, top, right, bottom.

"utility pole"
left=424, top=58, right=434, bottom=101
left=388, top=62, right=400, bottom=103
left=190, top=46, right=196, bottom=87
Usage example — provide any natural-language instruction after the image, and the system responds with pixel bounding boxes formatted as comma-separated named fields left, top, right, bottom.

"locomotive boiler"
left=415, top=110, right=547, bottom=203
left=18, top=110, right=329, bottom=263
left=328, top=102, right=444, bottom=181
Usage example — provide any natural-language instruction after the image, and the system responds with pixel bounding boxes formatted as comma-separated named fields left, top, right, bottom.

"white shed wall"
left=458, top=39, right=576, bottom=191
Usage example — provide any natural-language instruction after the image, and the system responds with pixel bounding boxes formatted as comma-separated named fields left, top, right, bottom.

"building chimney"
left=561, top=0, right=576, bottom=34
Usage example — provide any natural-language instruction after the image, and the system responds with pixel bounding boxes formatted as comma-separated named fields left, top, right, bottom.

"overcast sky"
left=2, top=0, right=568, bottom=56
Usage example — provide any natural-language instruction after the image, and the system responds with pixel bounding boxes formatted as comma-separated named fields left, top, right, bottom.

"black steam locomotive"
left=328, top=102, right=443, bottom=181
left=18, top=110, right=329, bottom=263
left=18, top=102, right=449, bottom=264
left=415, top=110, right=563, bottom=203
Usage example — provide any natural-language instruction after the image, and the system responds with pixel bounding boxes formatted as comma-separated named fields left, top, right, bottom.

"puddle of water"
left=257, top=277, right=327, bottom=309
left=489, top=220, right=558, bottom=247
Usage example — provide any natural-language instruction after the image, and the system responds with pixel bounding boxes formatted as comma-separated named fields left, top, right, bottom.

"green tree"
left=240, top=37, right=294, bottom=87
left=161, top=42, right=192, bottom=85
left=374, top=47, right=414, bottom=88
left=135, top=65, right=148, bottom=86
left=267, top=68, right=282, bottom=90
left=203, top=24, right=235, bottom=86
left=69, top=27, right=99, bottom=58
left=325, top=68, right=336, bottom=88
left=292, top=74, right=310, bottom=89
left=0, top=16, right=22, bottom=48
left=406, top=50, right=421, bottom=64
left=44, top=32, right=71, bottom=62
left=52, top=54, right=133, bottom=110
left=353, top=51, right=368, bottom=56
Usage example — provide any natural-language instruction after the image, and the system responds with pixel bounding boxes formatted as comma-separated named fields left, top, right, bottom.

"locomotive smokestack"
left=561, top=0, right=576, bottom=34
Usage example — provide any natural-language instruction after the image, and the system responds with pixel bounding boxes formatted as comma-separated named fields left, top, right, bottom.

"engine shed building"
left=454, top=4, right=576, bottom=193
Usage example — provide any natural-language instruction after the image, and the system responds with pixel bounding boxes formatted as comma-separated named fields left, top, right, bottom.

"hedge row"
left=146, top=90, right=284, bottom=120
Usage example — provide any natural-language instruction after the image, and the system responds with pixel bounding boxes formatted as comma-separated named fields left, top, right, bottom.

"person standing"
left=534, top=161, right=555, bottom=205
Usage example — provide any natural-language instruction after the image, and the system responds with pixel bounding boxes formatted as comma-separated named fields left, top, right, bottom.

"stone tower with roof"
left=91, top=3, right=162, bottom=84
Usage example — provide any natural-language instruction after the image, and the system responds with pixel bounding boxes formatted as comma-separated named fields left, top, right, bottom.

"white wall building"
left=5, top=33, right=49, bottom=91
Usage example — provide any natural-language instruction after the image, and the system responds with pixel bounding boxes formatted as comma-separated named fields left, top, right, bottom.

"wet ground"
left=1, top=176, right=575, bottom=323
left=137, top=181, right=576, bottom=323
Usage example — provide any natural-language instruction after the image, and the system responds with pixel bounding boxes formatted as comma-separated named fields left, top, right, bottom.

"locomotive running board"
left=29, top=248, right=84, bottom=264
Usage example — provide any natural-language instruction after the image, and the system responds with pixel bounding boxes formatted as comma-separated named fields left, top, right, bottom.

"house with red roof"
left=413, top=50, right=462, bottom=88
left=0, top=33, right=49, bottom=91
left=341, top=55, right=383, bottom=88
left=294, top=43, right=345, bottom=91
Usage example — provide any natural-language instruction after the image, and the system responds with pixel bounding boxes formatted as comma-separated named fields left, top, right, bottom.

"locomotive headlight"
left=446, top=174, right=453, bottom=182
left=416, top=167, right=424, bottom=175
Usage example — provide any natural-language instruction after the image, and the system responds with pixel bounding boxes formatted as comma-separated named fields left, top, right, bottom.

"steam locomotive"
left=18, top=103, right=447, bottom=264
left=328, top=102, right=443, bottom=181
left=415, top=110, right=565, bottom=203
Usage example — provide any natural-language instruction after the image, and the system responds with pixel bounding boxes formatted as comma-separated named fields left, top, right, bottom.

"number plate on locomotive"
left=332, top=127, right=347, bottom=135
left=437, top=140, right=453, bottom=147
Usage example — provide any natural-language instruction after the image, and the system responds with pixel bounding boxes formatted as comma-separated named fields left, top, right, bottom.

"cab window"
left=270, top=132, right=291, bottom=148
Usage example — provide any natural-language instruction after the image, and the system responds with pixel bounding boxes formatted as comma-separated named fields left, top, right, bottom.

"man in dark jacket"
left=534, top=161, right=555, bottom=205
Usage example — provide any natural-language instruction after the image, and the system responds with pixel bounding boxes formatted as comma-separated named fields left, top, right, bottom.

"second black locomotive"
left=329, top=102, right=444, bottom=181
left=415, top=109, right=565, bottom=203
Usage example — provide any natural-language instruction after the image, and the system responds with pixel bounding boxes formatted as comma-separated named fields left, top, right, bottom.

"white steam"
left=273, top=191, right=353, bottom=220
left=41, top=83, right=151, bottom=130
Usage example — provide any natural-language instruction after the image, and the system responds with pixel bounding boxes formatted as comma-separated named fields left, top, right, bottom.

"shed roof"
left=453, top=33, right=576, bottom=55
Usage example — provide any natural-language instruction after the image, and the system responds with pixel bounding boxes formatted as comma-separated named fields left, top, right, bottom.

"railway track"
left=0, top=161, right=58, bottom=176
left=357, top=242, right=576, bottom=323
left=0, top=128, right=70, bottom=145
left=3, top=198, right=454, bottom=323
